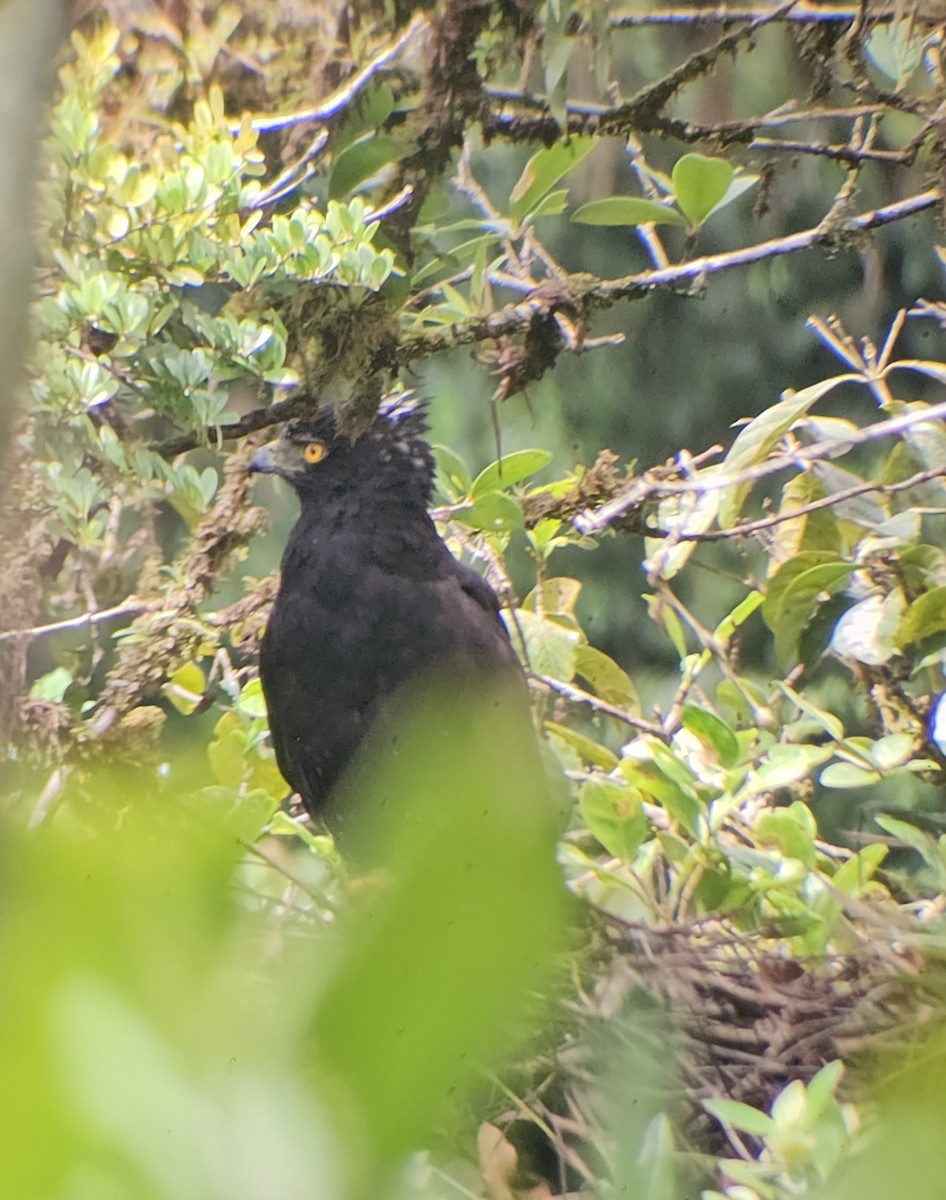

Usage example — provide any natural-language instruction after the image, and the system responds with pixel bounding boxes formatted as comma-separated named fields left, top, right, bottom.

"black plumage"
left=249, top=396, right=527, bottom=831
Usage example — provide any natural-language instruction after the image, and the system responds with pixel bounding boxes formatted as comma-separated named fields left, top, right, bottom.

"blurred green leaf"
left=718, top=376, right=860, bottom=527
left=313, top=689, right=568, bottom=1186
left=681, top=706, right=740, bottom=767
left=509, top=137, right=597, bottom=224
left=572, top=197, right=688, bottom=227
left=574, top=644, right=639, bottom=708
left=29, top=665, right=73, bottom=702
left=580, top=777, right=649, bottom=859
left=546, top=721, right=619, bottom=769
left=163, top=661, right=206, bottom=715
left=897, top=586, right=946, bottom=647
left=505, top=608, right=580, bottom=679
left=329, top=135, right=406, bottom=199
left=867, top=21, right=925, bottom=86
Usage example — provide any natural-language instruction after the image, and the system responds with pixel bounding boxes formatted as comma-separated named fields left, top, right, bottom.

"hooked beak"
left=248, top=441, right=282, bottom=475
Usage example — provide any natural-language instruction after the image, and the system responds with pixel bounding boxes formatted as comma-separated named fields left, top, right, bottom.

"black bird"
left=249, top=395, right=528, bottom=833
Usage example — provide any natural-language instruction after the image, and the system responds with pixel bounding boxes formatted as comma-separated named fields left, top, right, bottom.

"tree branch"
left=149, top=187, right=940, bottom=457
left=680, top=462, right=946, bottom=542
left=609, top=4, right=937, bottom=27
left=235, top=13, right=430, bottom=134
left=0, top=600, right=147, bottom=645
left=574, top=395, right=946, bottom=535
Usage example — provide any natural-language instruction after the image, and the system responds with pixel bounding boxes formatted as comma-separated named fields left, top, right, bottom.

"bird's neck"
left=287, top=492, right=439, bottom=567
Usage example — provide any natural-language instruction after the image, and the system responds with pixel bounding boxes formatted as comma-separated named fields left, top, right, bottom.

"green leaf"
left=671, top=154, right=734, bottom=228
left=704, top=1097, right=776, bottom=1136
left=868, top=732, right=915, bottom=770
left=762, top=551, right=849, bottom=631
left=454, top=490, right=524, bottom=532
left=579, top=777, right=649, bottom=860
left=432, top=443, right=472, bottom=501
left=574, top=644, right=639, bottom=708
left=777, top=682, right=845, bottom=741
left=755, top=806, right=816, bottom=866
left=621, top=758, right=703, bottom=837
left=874, top=814, right=942, bottom=873
left=833, top=844, right=888, bottom=894
left=710, top=173, right=759, bottom=216
left=770, top=562, right=855, bottom=668
left=163, top=662, right=205, bottom=715
left=897, top=586, right=946, bottom=647
left=505, top=609, right=579, bottom=680
left=681, top=707, right=740, bottom=767
left=546, top=722, right=619, bottom=770
left=471, top=449, right=553, bottom=498
left=820, top=761, right=882, bottom=788
left=524, top=188, right=570, bottom=222
left=763, top=549, right=854, bottom=628
left=524, top=577, right=582, bottom=616
left=29, top=666, right=74, bottom=703
left=571, top=197, right=688, bottom=227
left=718, top=375, right=860, bottom=527
left=805, top=1061, right=845, bottom=1121
left=867, top=21, right=924, bottom=86
left=509, top=137, right=597, bottom=224
left=314, top=690, right=567, bottom=1179
left=329, top=135, right=406, bottom=200
left=236, top=677, right=268, bottom=719
left=830, top=590, right=905, bottom=666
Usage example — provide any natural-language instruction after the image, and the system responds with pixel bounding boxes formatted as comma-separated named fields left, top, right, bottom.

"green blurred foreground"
left=0, top=693, right=567, bottom=1200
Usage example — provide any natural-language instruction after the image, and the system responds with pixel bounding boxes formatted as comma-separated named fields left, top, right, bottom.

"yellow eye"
left=303, top=441, right=327, bottom=464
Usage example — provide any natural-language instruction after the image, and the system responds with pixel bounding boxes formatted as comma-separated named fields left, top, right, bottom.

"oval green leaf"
left=572, top=196, right=688, bottom=227
left=455, top=490, right=525, bottom=532
left=579, top=777, right=649, bottom=861
left=671, top=153, right=734, bottom=228
left=471, top=449, right=552, bottom=498
left=681, top=706, right=740, bottom=767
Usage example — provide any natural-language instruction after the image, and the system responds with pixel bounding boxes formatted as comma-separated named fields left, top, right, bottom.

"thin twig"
left=0, top=600, right=147, bottom=644
left=610, top=4, right=933, bottom=27
left=576, top=391, right=946, bottom=533
left=532, top=673, right=666, bottom=737
left=600, top=188, right=940, bottom=302
left=688, top=461, right=946, bottom=542
left=752, top=136, right=916, bottom=165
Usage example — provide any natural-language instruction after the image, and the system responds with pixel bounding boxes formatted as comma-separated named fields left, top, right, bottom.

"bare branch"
left=752, top=136, right=916, bottom=165
left=0, top=600, right=147, bottom=645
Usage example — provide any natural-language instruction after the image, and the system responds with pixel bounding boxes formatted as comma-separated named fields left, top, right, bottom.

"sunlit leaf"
left=718, top=375, right=861, bottom=527
left=471, top=449, right=553, bottom=497
left=671, top=154, right=734, bottom=228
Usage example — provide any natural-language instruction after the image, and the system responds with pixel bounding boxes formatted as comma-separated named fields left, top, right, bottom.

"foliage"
left=5, top=3, right=946, bottom=1199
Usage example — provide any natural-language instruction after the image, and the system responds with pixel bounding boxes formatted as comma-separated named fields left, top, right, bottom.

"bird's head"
left=249, top=394, right=435, bottom=506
